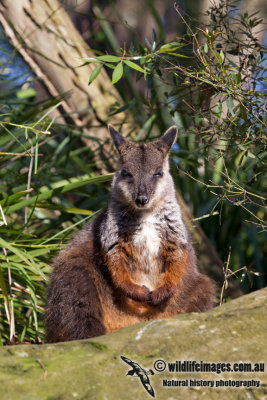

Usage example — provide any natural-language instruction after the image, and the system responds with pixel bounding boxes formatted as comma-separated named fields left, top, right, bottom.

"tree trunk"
left=0, top=0, right=242, bottom=299
left=0, top=0, right=132, bottom=145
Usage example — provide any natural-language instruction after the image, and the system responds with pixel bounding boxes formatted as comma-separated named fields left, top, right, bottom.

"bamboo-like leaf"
left=3, top=173, right=113, bottom=214
left=0, top=266, right=11, bottom=321
left=0, top=189, right=33, bottom=207
left=0, top=238, right=34, bottom=268
left=161, top=52, right=190, bottom=58
left=35, top=203, right=94, bottom=215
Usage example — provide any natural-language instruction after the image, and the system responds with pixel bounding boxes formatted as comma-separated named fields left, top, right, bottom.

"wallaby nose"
left=135, top=195, right=149, bottom=207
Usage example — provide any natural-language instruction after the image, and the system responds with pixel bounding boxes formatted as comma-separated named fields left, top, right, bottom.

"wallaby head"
left=108, top=125, right=177, bottom=211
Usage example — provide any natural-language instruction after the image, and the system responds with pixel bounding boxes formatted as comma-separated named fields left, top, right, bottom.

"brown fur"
left=45, top=230, right=215, bottom=341
left=105, top=242, right=150, bottom=302
left=45, top=126, right=216, bottom=342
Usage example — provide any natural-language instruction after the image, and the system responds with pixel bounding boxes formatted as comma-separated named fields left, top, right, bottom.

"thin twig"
left=220, top=246, right=231, bottom=306
left=25, top=139, right=34, bottom=226
left=37, top=359, right=47, bottom=380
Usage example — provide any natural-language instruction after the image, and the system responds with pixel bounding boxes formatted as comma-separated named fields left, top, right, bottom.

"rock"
left=0, top=288, right=266, bottom=400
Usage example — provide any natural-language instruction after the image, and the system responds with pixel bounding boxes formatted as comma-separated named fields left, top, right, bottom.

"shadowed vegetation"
left=0, top=0, right=266, bottom=345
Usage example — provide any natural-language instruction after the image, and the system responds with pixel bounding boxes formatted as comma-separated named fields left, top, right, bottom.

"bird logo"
left=121, top=355, right=155, bottom=397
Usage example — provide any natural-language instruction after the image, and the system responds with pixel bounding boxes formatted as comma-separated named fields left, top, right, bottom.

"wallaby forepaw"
left=126, top=284, right=150, bottom=302
left=148, top=286, right=173, bottom=306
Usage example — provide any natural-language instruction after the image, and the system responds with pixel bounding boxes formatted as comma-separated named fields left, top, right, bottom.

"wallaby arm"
left=105, top=242, right=150, bottom=302
left=149, top=245, right=188, bottom=306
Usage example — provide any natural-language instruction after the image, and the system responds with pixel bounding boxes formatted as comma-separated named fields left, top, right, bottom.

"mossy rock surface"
left=1, top=288, right=266, bottom=400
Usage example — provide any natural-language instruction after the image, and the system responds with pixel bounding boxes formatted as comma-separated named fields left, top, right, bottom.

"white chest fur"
left=133, top=214, right=161, bottom=252
left=132, top=214, right=161, bottom=276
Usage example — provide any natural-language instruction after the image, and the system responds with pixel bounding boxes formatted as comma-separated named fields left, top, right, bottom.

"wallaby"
left=45, top=125, right=215, bottom=342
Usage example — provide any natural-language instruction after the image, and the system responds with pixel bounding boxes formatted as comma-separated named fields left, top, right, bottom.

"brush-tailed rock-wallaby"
left=45, top=125, right=215, bottom=342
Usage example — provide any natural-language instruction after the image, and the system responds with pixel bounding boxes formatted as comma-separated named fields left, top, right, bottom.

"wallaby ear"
left=160, top=126, right=178, bottom=151
left=108, top=124, right=125, bottom=150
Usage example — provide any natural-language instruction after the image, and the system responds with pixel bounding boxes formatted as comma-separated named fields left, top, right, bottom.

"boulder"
left=0, top=287, right=266, bottom=399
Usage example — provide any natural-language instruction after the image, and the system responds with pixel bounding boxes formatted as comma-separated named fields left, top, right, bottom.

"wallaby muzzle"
left=135, top=184, right=149, bottom=207
left=135, top=194, right=149, bottom=207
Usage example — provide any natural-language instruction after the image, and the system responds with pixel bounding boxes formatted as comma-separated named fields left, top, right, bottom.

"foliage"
left=0, top=70, right=112, bottom=344
left=83, top=0, right=267, bottom=289
left=0, top=0, right=266, bottom=345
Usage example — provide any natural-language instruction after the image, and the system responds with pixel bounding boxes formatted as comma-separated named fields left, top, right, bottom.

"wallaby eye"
left=154, top=170, right=163, bottom=177
left=121, top=169, right=133, bottom=178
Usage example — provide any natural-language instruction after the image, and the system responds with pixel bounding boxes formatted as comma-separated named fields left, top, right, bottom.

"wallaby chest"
left=133, top=214, right=161, bottom=262
left=130, top=214, right=163, bottom=290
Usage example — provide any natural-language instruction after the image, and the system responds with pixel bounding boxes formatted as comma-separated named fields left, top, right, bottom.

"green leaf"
left=124, top=60, right=145, bottom=73
left=0, top=237, right=33, bottom=267
left=236, top=149, right=247, bottom=167
left=0, top=189, right=33, bottom=207
left=35, top=203, right=94, bottom=215
left=16, top=88, right=36, bottom=99
left=112, top=62, right=124, bottom=84
left=103, top=63, right=116, bottom=70
left=159, top=47, right=180, bottom=53
left=238, top=144, right=256, bottom=159
left=109, top=100, right=136, bottom=116
left=0, top=266, right=10, bottom=317
left=235, top=72, right=241, bottom=84
left=226, top=97, right=235, bottom=116
left=88, top=64, right=103, bottom=85
left=219, top=49, right=224, bottom=64
left=3, top=173, right=113, bottom=215
left=215, top=101, right=222, bottom=117
left=97, top=55, right=121, bottom=62
left=86, top=49, right=103, bottom=55
left=159, top=42, right=181, bottom=50
left=204, top=43, right=208, bottom=53
left=163, top=52, right=190, bottom=58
